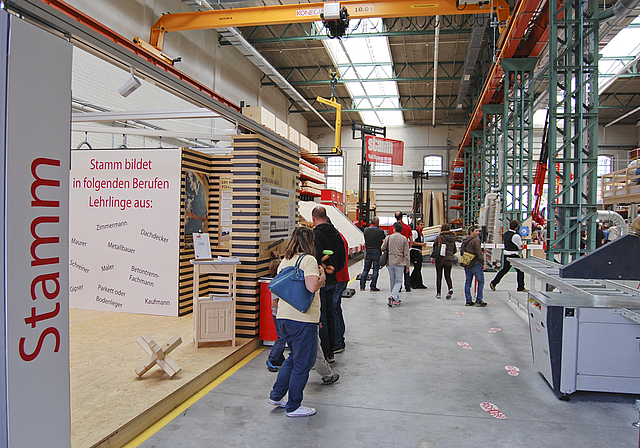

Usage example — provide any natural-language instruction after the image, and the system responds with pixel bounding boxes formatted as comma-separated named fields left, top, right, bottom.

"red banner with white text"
left=365, top=135, right=404, bottom=166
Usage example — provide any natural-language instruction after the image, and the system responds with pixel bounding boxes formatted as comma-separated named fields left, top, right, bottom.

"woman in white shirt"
left=268, top=226, right=326, bottom=417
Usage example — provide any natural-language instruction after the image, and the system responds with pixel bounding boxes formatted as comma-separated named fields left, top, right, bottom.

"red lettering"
left=19, top=327, right=61, bottom=362
left=24, top=302, right=60, bottom=328
left=31, top=272, right=60, bottom=300
left=30, top=216, right=59, bottom=266
left=30, top=158, right=60, bottom=208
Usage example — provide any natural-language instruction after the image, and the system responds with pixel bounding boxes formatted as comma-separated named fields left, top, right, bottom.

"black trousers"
left=491, top=254, right=525, bottom=291
left=410, top=250, right=424, bottom=288
left=435, top=262, right=453, bottom=294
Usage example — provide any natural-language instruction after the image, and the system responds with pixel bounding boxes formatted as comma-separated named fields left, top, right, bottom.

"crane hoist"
left=316, top=71, right=342, bottom=156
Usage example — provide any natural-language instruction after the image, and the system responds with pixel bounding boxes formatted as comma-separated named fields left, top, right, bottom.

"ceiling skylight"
left=320, top=18, right=404, bottom=126
left=599, top=16, right=640, bottom=93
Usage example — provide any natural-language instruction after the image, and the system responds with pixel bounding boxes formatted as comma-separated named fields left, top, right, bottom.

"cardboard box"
left=348, top=210, right=357, bottom=221
left=308, top=140, right=318, bottom=154
left=275, top=117, right=288, bottom=138
left=288, top=127, right=300, bottom=145
left=242, top=106, right=276, bottom=132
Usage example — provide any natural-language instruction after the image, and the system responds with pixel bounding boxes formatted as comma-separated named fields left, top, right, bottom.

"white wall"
left=66, top=0, right=308, bottom=148
left=309, top=124, right=465, bottom=220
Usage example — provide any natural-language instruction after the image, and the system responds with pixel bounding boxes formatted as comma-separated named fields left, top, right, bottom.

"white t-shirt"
left=275, top=253, right=321, bottom=323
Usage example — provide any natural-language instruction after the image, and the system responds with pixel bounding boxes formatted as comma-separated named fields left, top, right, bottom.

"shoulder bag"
left=379, top=248, right=389, bottom=268
left=430, top=236, right=443, bottom=258
left=455, top=239, right=476, bottom=268
left=268, top=254, right=315, bottom=313
left=458, top=251, right=476, bottom=268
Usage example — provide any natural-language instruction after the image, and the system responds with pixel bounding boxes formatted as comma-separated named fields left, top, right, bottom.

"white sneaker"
left=287, top=405, right=316, bottom=417
left=268, top=398, right=287, bottom=408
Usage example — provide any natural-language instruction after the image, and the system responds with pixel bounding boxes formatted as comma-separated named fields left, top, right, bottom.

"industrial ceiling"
left=176, top=0, right=640, bottom=134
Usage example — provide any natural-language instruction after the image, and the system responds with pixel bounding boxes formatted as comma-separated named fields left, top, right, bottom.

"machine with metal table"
left=528, top=290, right=640, bottom=398
left=512, top=224, right=640, bottom=398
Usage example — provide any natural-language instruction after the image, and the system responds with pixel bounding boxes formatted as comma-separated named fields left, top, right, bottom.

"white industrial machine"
left=524, top=221, right=640, bottom=399
left=528, top=290, right=640, bottom=399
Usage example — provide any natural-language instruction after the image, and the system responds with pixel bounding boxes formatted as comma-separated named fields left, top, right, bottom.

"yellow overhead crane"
left=137, top=0, right=510, bottom=59
left=133, top=0, right=510, bottom=154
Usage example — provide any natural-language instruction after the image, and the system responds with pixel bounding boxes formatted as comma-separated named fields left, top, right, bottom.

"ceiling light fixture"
left=118, top=67, right=142, bottom=98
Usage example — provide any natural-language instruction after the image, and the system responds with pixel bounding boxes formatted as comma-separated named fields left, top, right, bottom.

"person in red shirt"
left=390, top=211, right=413, bottom=292
left=333, top=231, right=350, bottom=355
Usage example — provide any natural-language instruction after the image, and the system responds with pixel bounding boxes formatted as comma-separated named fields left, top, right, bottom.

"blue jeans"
left=319, top=283, right=338, bottom=359
left=388, top=265, right=405, bottom=300
left=360, top=250, right=381, bottom=289
left=333, top=281, right=347, bottom=351
left=270, top=319, right=318, bottom=413
left=464, top=263, right=485, bottom=303
left=268, top=314, right=286, bottom=366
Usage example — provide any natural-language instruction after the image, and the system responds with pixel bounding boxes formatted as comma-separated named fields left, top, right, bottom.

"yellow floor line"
left=123, top=347, right=265, bottom=447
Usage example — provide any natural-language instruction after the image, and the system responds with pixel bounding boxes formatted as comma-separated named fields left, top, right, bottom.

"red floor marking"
left=456, top=312, right=465, bottom=317
left=489, top=327, right=501, bottom=333
left=480, top=402, right=507, bottom=419
left=457, top=341, right=472, bottom=349
left=505, top=365, right=520, bottom=376
left=489, top=302, right=497, bottom=306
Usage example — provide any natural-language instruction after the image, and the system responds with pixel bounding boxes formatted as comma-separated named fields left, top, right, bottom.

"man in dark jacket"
left=460, top=226, right=487, bottom=307
left=312, top=206, right=346, bottom=363
left=360, top=216, right=385, bottom=292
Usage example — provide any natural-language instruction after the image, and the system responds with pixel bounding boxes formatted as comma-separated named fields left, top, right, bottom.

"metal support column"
left=463, top=131, right=483, bottom=226
left=482, top=104, right=503, bottom=197
left=501, top=58, right=536, bottom=227
left=547, top=0, right=599, bottom=263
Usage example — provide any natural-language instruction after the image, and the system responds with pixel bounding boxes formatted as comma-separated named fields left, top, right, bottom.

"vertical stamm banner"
left=4, top=16, right=72, bottom=447
left=69, top=149, right=181, bottom=316
left=0, top=10, right=9, bottom=446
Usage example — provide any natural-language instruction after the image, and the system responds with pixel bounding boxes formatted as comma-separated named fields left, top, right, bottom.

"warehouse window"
left=597, top=155, right=613, bottom=203
left=325, top=156, right=343, bottom=192
left=597, top=155, right=612, bottom=176
left=423, top=155, right=444, bottom=176
left=373, top=161, right=393, bottom=175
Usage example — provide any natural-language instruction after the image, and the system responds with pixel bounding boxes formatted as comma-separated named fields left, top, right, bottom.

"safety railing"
left=601, top=165, right=640, bottom=205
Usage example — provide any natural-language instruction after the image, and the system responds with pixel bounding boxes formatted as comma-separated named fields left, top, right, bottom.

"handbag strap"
left=294, top=253, right=307, bottom=270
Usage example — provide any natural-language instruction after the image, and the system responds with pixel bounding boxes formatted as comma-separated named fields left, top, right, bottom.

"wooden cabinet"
left=190, top=259, right=240, bottom=347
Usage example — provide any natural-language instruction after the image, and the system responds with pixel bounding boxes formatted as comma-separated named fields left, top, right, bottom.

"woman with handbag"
left=460, top=226, right=487, bottom=307
left=431, top=223, right=457, bottom=299
left=268, top=226, right=326, bottom=417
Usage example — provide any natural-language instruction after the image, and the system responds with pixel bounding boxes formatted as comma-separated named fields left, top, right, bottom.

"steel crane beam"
left=147, top=0, right=510, bottom=50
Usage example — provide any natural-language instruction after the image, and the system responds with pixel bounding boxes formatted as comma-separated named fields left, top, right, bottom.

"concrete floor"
left=139, top=260, right=640, bottom=448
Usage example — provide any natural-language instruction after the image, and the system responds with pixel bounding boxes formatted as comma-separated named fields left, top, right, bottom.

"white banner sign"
left=69, top=149, right=181, bottom=316
left=4, top=16, right=71, bottom=447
